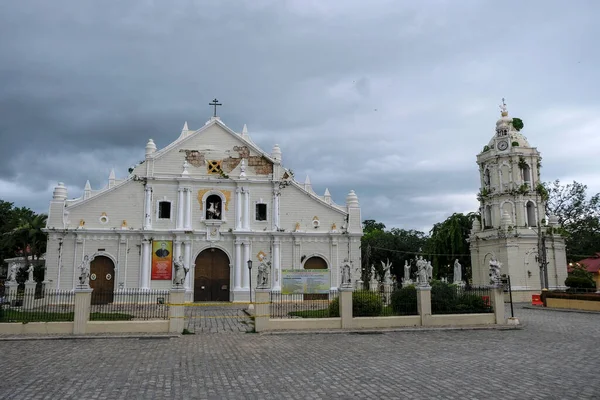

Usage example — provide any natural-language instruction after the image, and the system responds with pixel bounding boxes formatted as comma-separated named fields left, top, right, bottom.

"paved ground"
left=184, top=304, right=253, bottom=333
left=1, top=304, right=600, bottom=399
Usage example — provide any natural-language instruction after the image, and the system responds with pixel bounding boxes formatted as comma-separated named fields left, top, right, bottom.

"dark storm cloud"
left=1, top=0, right=599, bottom=231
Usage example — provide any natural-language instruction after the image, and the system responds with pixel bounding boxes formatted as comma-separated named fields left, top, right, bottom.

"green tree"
left=423, top=212, right=478, bottom=281
left=544, top=180, right=600, bottom=261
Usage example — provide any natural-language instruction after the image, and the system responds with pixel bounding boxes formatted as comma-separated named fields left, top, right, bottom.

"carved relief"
left=179, top=150, right=205, bottom=167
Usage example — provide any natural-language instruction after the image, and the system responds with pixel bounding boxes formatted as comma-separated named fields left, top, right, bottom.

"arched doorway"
left=90, top=256, right=115, bottom=305
left=304, top=256, right=328, bottom=300
left=194, top=248, right=230, bottom=302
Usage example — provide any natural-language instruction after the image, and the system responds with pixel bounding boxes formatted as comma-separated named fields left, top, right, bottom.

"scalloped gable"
left=138, top=119, right=276, bottom=177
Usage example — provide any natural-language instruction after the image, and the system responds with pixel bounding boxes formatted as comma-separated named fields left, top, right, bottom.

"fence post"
left=491, top=286, right=505, bottom=324
left=4, top=281, right=18, bottom=303
left=339, top=286, right=353, bottom=329
left=254, top=289, right=271, bottom=332
left=73, top=287, right=93, bottom=334
left=169, top=287, right=186, bottom=333
left=23, top=281, right=37, bottom=310
left=416, top=286, right=431, bottom=326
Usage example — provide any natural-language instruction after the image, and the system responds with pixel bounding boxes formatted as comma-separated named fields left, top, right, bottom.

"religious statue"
left=416, top=257, right=428, bottom=287
left=7, top=263, right=17, bottom=282
left=404, top=260, right=410, bottom=282
left=381, top=259, right=393, bottom=285
left=426, top=261, right=433, bottom=282
left=370, top=264, right=378, bottom=285
left=453, top=259, right=462, bottom=284
left=206, top=201, right=221, bottom=220
left=257, top=259, right=270, bottom=289
left=489, top=258, right=502, bottom=286
left=173, top=256, right=188, bottom=287
left=78, top=255, right=91, bottom=287
left=341, top=259, right=352, bottom=288
left=499, top=98, right=507, bottom=114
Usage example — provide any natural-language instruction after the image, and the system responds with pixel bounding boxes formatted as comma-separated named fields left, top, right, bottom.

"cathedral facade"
left=469, top=102, right=568, bottom=301
left=44, top=113, right=362, bottom=302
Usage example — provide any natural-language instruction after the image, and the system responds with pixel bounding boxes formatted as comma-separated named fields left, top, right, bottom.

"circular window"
left=99, top=215, right=109, bottom=224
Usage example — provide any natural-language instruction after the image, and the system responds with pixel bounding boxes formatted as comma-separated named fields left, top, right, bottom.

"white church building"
left=44, top=107, right=363, bottom=302
left=469, top=101, right=568, bottom=301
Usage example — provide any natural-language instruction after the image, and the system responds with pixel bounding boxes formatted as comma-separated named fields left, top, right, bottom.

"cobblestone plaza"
left=1, top=305, right=599, bottom=399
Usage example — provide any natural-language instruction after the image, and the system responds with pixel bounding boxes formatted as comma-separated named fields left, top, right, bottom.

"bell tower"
left=469, top=100, right=568, bottom=301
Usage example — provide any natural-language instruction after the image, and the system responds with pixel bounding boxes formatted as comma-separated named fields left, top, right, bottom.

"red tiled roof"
left=569, top=252, right=600, bottom=274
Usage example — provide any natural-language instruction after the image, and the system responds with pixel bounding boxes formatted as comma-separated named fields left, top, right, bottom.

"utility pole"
left=541, top=232, right=549, bottom=290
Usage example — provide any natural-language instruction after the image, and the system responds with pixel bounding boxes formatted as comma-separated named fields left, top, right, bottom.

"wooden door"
left=194, top=249, right=230, bottom=302
left=90, top=256, right=115, bottom=305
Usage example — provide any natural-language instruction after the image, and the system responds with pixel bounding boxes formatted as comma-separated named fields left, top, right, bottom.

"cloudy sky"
left=1, top=0, right=598, bottom=233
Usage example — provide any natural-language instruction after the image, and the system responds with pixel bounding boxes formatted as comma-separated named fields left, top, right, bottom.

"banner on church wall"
left=281, top=270, right=329, bottom=294
left=151, top=240, right=173, bottom=280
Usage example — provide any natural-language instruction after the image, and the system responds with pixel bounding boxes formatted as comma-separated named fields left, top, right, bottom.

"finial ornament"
left=499, top=98, right=508, bottom=116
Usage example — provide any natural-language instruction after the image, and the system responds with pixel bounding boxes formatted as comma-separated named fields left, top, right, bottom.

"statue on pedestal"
left=8, top=263, right=17, bottom=282
left=257, top=259, right=270, bottom=289
left=341, top=259, right=352, bottom=287
left=78, top=255, right=91, bottom=287
left=453, top=259, right=462, bottom=284
left=26, top=264, right=34, bottom=282
left=416, top=256, right=428, bottom=287
left=489, top=258, right=502, bottom=286
left=426, top=261, right=433, bottom=281
left=370, top=264, right=378, bottom=285
left=173, top=256, right=188, bottom=287
left=381, top=259, right=393, bottom=285
left=404, top=260, right=410, bottom=282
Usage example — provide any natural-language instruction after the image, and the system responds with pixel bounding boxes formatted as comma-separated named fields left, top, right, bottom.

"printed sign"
left=281, top=270, right=330, bottom=294
left=151, top=240, right=173, bottom=280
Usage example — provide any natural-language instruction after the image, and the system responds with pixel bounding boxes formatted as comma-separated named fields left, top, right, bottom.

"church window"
left=526, top=201, right=537, bottom=227
left=255, top=203, right=267, bottom=221
left=206, top=194, right=222, bottom=220
left=207, top=160, right=223, bottom=174
left=484, top=205, right=493, bottom=229
left=158, top=201, right=171, bottom=219
left=522, top=164, right=531, bottom=184
left=483, top=168, right=491, bottom=187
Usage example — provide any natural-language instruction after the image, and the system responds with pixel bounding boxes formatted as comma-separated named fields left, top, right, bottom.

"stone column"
left=176, top=188, right=184, bottom=230
left=254, top=289, right=271, bottom=332
left=234, top=240, right=242, bottom=290
left=272, top=188, right=280, bottom=230
left=23, top=280, right=37, bottom=310
left=184, top=241, right=192, bottom=295
left=491, top=286, right=506, bottom=324
left=140, top=239, right=151, bottom=289
left=242, top=241, right=250, bottom=289
left=168, top=288, right=186, bottom=333
left=339, top=287, right=353, bottom=329
left=416, top=287, right=431, bottom=327
left=243, top=188, right=250, bottom=231
left=73, top=287, right=93, bottom=334
left=235, top=188, right=242, bottom=231
left=184, top=188, right=192, bottom=230
left=272, top=239, right=281, bottom=291
left=143, top=186, right=152, bottom=229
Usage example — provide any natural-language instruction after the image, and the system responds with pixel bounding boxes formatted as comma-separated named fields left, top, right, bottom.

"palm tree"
left=8, top=209, right=47, bottom=283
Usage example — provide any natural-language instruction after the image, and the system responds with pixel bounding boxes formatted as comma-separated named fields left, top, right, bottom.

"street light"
left=247, top=259, right=253, bottom=303
left=528, top=226, right=549, bottom=290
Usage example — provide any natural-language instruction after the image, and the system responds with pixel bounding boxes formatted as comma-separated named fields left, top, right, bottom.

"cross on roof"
left=209, top=98, right=222, bottom=117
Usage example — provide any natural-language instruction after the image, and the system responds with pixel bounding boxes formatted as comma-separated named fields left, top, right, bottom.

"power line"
left=370, top=246, right=471, bottom=257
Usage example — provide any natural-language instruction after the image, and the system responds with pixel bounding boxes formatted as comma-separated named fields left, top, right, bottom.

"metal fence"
left=431, top=284, right=493, bottom=315
left=359, top=286, right=419, bottom=317
left=90, top=289, right=170, bottom=321
left=0, top=288, right=75, bottom=322
left=270, top=292, right=339, bottom=319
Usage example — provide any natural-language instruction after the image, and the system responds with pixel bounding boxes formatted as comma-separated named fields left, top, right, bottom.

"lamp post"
left=529, top=226, right=549, bottom=290
left=247, top=259, right=253, bottom=303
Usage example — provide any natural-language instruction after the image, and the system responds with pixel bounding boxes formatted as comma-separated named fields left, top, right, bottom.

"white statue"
left=404, top=260, right=410, bottom=282
left=499, top=98, right=507, bottom=114
left=381, top=259, right=392, bottom=285
left=426, top=261, right=433, bottom=281
left=8, top=263, right=17, bottom=282
left=370, top=264, right=378, bottom=285
left=417, top=257, right=428, bottom=287
left=489, top=258, right=502, bottom=286
left=257, top=259, right=270, bottom=289
left=78, top=255, right=91, bottom=287
left=26, top=264, right=34, bottom=282
left=453, top=259, right=462, bottom=284
left=341, top=259, right=352, bottom=287
left=173, top=256, right=188, bottom=287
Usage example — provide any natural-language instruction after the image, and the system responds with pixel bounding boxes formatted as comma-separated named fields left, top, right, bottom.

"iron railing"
left=270, top=292, right=339, bottom=319
left=0, top=288, right=75, bottom=322
left=431, top=284, right=493, bottom=315
left=365, top=285, right=419, bottom=316
left=90, top=289, right=170, bottom=321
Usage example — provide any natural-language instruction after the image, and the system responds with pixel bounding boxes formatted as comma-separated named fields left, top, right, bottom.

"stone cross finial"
left=499, top=98, right=508, bottom=114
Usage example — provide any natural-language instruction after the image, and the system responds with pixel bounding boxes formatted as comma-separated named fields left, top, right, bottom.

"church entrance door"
left=90, top=256, right=115, bottom=305
left=194, top=248, right=230, bottom=302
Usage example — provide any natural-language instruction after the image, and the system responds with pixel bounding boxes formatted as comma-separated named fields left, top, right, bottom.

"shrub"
left=391, top=286, right=418, bottom=315
left=328, top=290, right=383, bottom=317
left=565, top=275, right=595, bottom=290
left=511, top=141, right=519, bottom=147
